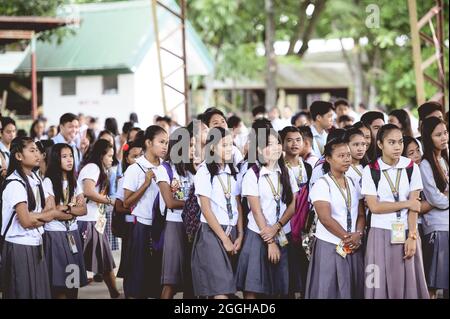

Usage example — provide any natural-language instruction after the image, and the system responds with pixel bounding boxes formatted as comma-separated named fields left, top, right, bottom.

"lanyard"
left=382, top=169, right=402, bottom=220
left=351, top=165, right=362, bottom=177
left=62, top=186, right=74, bottom=231
left=328, top=173, right=352, bottom=232
left=286, top=160, right=303, bottom=185
left=217, top=174, right=233, bottom=221
left=264, top=173, right=281, bottom=221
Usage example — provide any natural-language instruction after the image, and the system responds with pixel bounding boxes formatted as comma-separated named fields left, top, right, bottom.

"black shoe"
left=93, top=274, right=103, bottom=282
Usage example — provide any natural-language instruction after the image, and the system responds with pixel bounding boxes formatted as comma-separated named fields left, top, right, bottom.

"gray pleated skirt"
left=423, top=231, right=449, bottom=290
left=123, top=221, right=161, bottom=299
left=77, top=221, right=116, bottom=274
left=364, top=227, right=429, bottom=299
left=43, top=230, right=88, bottom=289
left=305, top=238, right=364, bottom=299
left=161, top=221, right=187, bottom=287
left=1, top=241, right=51, bottom=299
left=191, top=222, right=238, bottom=297
left=235, top=229, right=289, bottom=296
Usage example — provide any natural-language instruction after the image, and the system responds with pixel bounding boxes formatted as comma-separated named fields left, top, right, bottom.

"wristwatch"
left=408, top=232, right=418, bottom=240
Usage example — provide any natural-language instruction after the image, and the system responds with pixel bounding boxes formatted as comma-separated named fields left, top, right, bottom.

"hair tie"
left=122, top=143, right=130, bottom=152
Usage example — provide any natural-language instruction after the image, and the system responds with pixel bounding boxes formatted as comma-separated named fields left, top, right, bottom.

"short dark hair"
left=252, top=106, right=266, bottom=117
left=0, top=116, right=16, bottom=132
left=202, top=108, right=226, bottom=127
left=156, top=116, right=172, bottom=126
left=337, top=115, right=353, bottom=123
left=298, top=125, right=313, bottom=143
left=227, top=115, right=241, bottom=129
left=291, top=111, right=311, bottom=125
left=122, top=121, right=134, bottom=135
left=59, top=113, right=78, bottom=126
left=334, top=99, right=350, bottom=109
left=309, top=101, right=334, bottom=121
left=279, top=126, right=300, bottom=143
left=418, top=101, right=443, bottom=121
left=360, top=111, right=384, bottom=126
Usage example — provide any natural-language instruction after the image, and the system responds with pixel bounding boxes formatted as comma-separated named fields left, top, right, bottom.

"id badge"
left=225, top=225, right=232, bottom=237
left=67, top=233, right=78, bottom=254
left=277, top=229, right=289, bottom=247
left=336, top=241, right=348, bottom=258
left=95, top=212, right=107, bottom=234
left=391, top=221, right=406, bottom=244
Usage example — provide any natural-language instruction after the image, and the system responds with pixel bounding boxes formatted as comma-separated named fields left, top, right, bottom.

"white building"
left=16, top=0, right=213, bottom=128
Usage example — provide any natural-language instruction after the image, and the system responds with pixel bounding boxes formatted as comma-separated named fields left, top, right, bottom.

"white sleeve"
left=155, top=165, right=170, bottom=185
left=194, top=166, right=212, bottom=198
left=3, top=180, right=28, bottom=208
left=409, top=163, right=423, bottom=192
left=309, top=178, right=331, bottom=203
left=42, top=178, right=54, bottom=199
left=241, top=169, right=259, bottom=197
left=122, top=164, right=140, bottom=192
left=361, top=166, right=377, bottom=196
left=78, top=163, right=100, bottom=184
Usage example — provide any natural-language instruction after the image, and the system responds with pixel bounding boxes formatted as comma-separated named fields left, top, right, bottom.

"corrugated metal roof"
left=213, top=54, right=352, bottom=90
left=16, top=0, right=213, bottom=76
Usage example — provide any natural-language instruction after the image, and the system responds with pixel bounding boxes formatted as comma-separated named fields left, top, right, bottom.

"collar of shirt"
left=53, top=133, right=77, bottom=148
left=378, top=156, right=411, bottom=171
left=259, top=164, right=281, bottom=176
left=136, top=155, right=161, bottom=170
left=0, top=141, right=9, bottom=153
left=310, top=124, right=326, bottom=138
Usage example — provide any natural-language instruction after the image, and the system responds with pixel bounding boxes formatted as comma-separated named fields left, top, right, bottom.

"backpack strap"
left=369, top=160, right=381, bottom=191
left=161, top=161, right=174, bottom=182
left=304, top=162, right=312, bottom=184
left=136, top=162, right=146, bottom=174
left=250, top=163, right=261, bottom=181
left=1, top=179, right=27, bottom=238
left=405, top=160, right=414, bottom=185
left=32, top=171, right=46, bottom=210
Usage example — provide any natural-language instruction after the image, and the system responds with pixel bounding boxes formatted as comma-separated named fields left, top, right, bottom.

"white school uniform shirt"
left=194, top=163, right=242, bottom=226
left=242, top=165, right=299, bottom=234
left=304, top=153, right=319, bottom=168
left=309, top=162, right=325, bottom=189
left=286, top=159, right=308, bottom=188
left=232, top=145, right=244, bottom=168
left=310, top=174, right=363, bottom=245
left=122, top=155, right=161, bottom=225
left=1, top=171, right=44, bottom=246
left=155, top=163, right=194, bottom=223
left=346, top=164, right=364, bottom=187
left=77, top=163, right=105, bottom=222
left=310, top=125, right=328, bottom=158
left=0, top=141, right=11, bottom=169
left=361, top=156, right=423, bottom=231
left=42, top=178, right=83, bottom=231
left=115, top=177, right=125, bottom=202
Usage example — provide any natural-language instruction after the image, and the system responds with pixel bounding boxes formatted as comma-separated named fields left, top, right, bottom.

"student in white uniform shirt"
left=77, top=139, right=120, bottom=298
left=1, top=137, right=63, bottom=299
left=279, top=126, right=311, bottom=297
left=306, top=137, right=365, bottom=299
left=419, top=117, right=449, bottom=299
left=0, top=117, right=17, bottom=178
left=155, top=127, right=197, bottom=299
left=236, top=127, right=298, bottom=298
left=345, top=128, right=368, bottom=186
left=309, top=101, right=334, bottom=158
left=191, top=127, right=244, bottom=299
left=202, top=108, right=244, bottom=167
left=42, top=143, right=88, bottom=299
left=298, top=126, right=319, bottom=168
left=113, top=141, right=142, bottom=286
left=122, top=125, right=168, bottom=299
left=362, top=124, right=429, bottom=299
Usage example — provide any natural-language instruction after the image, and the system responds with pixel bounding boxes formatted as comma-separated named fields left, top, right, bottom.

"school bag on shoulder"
left=290, top=162, right=312, bottom=244
left=366, top=159, right=414, bottom=228
left=151, top=161, right=173, bottom=251
left=111, top=178, right=128, bottom=239
left=181, top=185, right=201, bottom=243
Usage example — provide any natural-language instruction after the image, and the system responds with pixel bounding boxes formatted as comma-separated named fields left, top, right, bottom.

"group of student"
left=0, top=100, right=448, bottom=300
